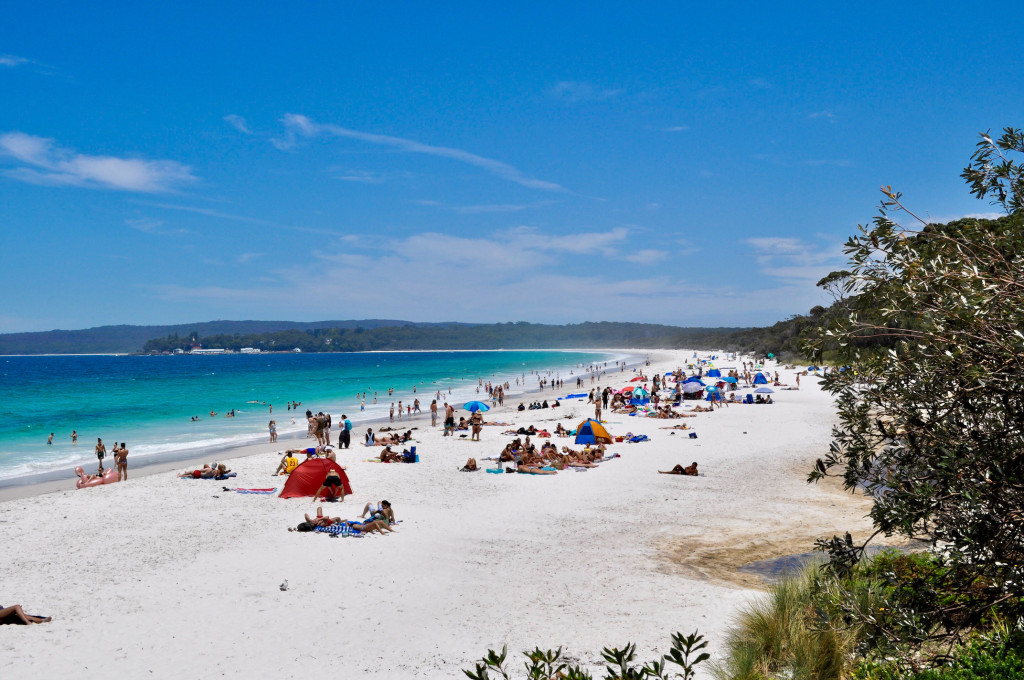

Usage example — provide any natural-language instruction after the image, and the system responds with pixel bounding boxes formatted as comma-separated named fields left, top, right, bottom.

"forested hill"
left=141, top=321, right=747, bottom=354
left=0, top=319, right=462, bottom=355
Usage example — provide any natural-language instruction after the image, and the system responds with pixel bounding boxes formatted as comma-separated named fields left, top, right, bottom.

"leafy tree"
left=806, top=127, right=1024, bottom=651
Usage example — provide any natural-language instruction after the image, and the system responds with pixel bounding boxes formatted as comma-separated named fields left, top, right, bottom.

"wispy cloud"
left=548, top=81, right=624, bottom=103
left=126, top=217, right=187, bottom=236
left=925, top=211, right=1005, bottom=224
left=223, top=114, right=252, bottom=134
left=0, top=54, right=30, bottom=67
left=271, top=114, right=566, bottom=192
left=0, top=132, right=196, bottom=192
left=137, top=200, right=348, bottom=237
left=803, top=159, right=852, bottom=167
left=746, top=236, right=845, bottom=283
left=333, top=169, right=389, bottom=184
left=414, top=199, right=554, bottom=214
left=661, top=125, right=689, bottom=132
left=809, top=110, right=837, bottom=122
left=237, top=252, right=264, bottom=263
left=147, top=226, right=825, bottom=326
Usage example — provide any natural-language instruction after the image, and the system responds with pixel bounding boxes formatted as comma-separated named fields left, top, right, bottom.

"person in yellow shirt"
left=274, top=452, right=299, bottom=475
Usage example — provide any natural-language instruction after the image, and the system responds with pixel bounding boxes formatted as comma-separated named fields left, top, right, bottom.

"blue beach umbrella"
left=464, top=401, right=490, bottom=412
left=754, top=387, right=775, bottom=394
left=722, top=376, right=739, bottom=383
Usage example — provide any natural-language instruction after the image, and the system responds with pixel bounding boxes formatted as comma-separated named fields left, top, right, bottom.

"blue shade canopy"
left=464, top=401, right=490, bottom=412
left=754, top=387, right=775, bottom=394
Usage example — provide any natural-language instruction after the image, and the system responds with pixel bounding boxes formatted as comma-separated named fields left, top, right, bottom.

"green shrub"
left=856, top=643, right=1024, bottom=679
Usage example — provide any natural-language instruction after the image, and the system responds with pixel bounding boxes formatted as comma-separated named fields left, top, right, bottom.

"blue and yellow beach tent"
left=575, top=419, right=613, bottom=445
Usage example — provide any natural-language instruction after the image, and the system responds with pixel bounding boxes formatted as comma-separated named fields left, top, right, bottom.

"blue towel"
left=315, top=524, right=363, bottom=536
left=628, top=435, right=650, bottom=443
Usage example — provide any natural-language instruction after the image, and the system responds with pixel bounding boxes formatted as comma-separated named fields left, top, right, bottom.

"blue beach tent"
left=574, top=419, right=613, bottom=445
left=630, top=387, right=650, bottom=406
left=753, top=372, right=769, bottom=385
left=706, top=368, right=721, bottom=378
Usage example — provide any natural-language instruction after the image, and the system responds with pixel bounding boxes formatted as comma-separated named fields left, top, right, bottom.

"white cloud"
left=745, top=236, right=845, bottom=283
left=925, top=211, right=1005, bottom=224
left=0, top=54, right=29, bottom=67
left=271, top=114, right=566, bottom=192
left=415, top=199, right=553, bottom=214
left=803, top=159, right=852, bottom=167
left=0, top=132, right=196, bottom=192
left=548, top=81, right=624, bottom=103
left=809, top=110, right=837, bottom=122
left=662, top=126, right=689, bottom=132
left=223, top=114, right=252, bottom=134
left=126, top=217, right=187, bottom=236
left=237, top=252, right=264, bottom=264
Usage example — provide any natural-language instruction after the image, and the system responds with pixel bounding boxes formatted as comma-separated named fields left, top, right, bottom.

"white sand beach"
left=1, top=350, right=874, bottom=678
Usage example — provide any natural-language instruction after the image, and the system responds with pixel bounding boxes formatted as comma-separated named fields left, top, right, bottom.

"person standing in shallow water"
left=71, top=430, right=77, bottom=446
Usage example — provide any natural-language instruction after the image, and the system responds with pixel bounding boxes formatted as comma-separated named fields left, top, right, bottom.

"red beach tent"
left=279, top=458, right=353, bottom=498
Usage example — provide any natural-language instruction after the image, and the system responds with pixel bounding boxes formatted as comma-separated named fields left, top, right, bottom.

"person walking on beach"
left=95, top=438, right=106, bottom=474
left=115, top=443, right=129, bottom=481
left=390, top=403, right=395, bottom=422
left=397, top=401, right=403, bottom=421
left=430, top=399, right=438, bottom=426
left=269, top=420, right=277, bottom=443
left=443, top=402, right=455, bottom=437
left=414, top=398, right=421, bottom=415
left=594, top=399, right=602, bottom=422
left=340, top=414, right=352, bottom=449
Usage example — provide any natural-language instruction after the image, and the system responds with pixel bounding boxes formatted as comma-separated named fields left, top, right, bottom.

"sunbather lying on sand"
left=0, top=604, right=51, bottom=625
left=659, top=462, right=699, bottom=476
left=660, top=424, right=691, bottom=430
left=460, top=458, right=478, bottom=471
left=178, top=464, right=229, bottom=479
left=516, top=464, right=557, bottom=475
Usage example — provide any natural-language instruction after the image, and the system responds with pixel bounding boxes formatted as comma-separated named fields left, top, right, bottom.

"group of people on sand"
left=461, top=434, right=617, bottom=475
left=290, top=500, right=396, bottom=535
left=93, top=437, right=129, bottom=480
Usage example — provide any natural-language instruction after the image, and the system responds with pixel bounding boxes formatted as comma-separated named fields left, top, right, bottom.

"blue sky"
left=2, top=3, right=1021, bottom=332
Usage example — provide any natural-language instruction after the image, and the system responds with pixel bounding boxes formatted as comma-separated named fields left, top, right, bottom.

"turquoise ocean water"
left=0, top=350, right=623, bottom=482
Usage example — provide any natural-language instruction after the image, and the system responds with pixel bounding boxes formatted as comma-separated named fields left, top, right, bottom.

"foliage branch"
left=805, top=127, right=1024, bottom=651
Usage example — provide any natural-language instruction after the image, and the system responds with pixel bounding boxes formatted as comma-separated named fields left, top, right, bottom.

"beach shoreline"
left=0, top=348, right=649, bottom=494
left=0, top=348, right=658, bottom=502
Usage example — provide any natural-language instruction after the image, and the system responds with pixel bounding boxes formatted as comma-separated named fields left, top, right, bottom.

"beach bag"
left=689, top=432, right=698, bottom=439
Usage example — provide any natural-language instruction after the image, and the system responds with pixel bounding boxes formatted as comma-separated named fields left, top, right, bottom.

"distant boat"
left=239, top=347, right=261, bottom=354
left=292, top=348, right=302, bottom=353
